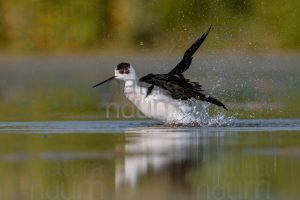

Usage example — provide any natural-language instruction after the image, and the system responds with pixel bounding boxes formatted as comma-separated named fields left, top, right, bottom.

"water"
left=0, top=119, right=300, bottom=200
left=164, top=100, right=234, bottom=126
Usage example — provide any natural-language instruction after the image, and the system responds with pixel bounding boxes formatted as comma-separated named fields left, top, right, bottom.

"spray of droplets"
left=165, top=99, right=236, bottom=127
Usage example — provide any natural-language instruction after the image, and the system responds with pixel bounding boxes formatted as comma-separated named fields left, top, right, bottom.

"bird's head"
left=114, top=62, right=136, bottom=81
left=93, top=62, right=137, bottom=88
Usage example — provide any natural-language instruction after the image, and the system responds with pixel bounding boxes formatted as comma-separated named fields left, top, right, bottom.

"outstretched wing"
left=168, top=25, right=211, bottom=76
left=140, top=74, right=227, bottom=110
left=142, top=26, right=212, bottom=97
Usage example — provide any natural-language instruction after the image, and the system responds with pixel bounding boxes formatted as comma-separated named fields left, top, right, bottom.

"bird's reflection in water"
left=115, top=127, right=226, bottom=191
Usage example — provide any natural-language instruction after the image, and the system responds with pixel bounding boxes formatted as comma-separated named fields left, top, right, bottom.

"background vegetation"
left=0, top=0, right=299, bottom=52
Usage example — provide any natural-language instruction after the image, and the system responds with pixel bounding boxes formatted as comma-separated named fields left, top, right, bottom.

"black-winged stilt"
left=93, top=26, right=227, bottom=123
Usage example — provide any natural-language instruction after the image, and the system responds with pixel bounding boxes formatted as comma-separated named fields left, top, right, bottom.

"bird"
left=93, top=26, right=227, bottom=123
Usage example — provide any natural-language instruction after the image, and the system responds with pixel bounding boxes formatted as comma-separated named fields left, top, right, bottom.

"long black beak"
left=93, top=76, right=116, bottom=88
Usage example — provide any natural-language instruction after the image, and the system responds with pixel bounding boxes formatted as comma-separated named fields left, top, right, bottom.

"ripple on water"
left=0, top=119, right=299, bottom=134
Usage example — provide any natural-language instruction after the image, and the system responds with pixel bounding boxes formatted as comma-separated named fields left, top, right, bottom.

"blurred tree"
left=224, top=0, right=253, bottom=15
left=0, top=0, right=299, bottom=51
left=0, top=0, right=10, bottom=48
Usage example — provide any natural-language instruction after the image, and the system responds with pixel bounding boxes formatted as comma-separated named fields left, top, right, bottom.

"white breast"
left=124, top=83, right=191, bottom=122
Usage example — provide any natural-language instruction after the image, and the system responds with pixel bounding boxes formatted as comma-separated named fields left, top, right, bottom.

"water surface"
left=0, top=119, right=300, bottom=200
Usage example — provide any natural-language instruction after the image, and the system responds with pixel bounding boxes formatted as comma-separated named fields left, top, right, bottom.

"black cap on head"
left=117, top=62, right=130, bottom=70
left=117, top=62, right=130, bottom=74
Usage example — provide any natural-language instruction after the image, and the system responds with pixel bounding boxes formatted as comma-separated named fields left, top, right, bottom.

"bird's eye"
left=119, top=68, right=129, bottom=74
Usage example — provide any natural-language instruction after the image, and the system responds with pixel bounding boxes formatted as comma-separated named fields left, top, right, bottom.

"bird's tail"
left=195, top=94, right=227, bottom=110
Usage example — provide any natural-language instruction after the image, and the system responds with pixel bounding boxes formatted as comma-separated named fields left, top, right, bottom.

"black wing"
left=142, top=26, right=212, bottom=98
left=168, top=25, right=211, bottom=76
left=140, top=74, right=227, bottom=110
left=146, top=84, right=154, bottom=97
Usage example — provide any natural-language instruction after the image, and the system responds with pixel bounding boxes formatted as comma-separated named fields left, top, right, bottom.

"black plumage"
left=140, top=26, right=227, bottom=110
left=168, top=25, right=211, bottom=76
left=140, top=74, right=227, bottom=110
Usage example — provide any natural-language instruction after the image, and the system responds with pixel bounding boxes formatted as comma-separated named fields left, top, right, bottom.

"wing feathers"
left=168, top=25, right=212, bottom=76
left=139, top=74, right=227, bottom=110
left=139, top=26, right=227, bottom=110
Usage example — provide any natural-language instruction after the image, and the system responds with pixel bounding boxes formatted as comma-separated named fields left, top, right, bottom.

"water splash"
left=165, top=99, right=236, bottom=127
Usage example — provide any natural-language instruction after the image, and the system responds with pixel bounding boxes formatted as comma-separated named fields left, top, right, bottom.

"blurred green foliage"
left=0, top=0, right=299, bottom=52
